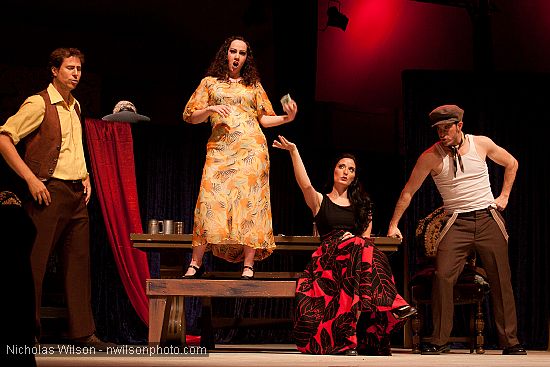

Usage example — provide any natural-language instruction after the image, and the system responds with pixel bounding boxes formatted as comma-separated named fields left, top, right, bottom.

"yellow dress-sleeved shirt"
left=183, top=77, right=276, bottom=262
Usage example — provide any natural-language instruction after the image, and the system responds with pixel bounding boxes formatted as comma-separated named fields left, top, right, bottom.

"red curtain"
left=84, top=118, right=149, bottom=325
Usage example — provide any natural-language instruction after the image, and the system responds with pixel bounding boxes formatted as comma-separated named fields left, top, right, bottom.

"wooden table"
left=131, top=233, right=411, bottom=348
left=131, top=233, right=402, bottom=252
left=131, top=233, right=403, bottom=279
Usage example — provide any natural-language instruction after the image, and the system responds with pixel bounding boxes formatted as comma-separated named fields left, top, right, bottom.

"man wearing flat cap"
left=387, top=104, right=526, bottom=355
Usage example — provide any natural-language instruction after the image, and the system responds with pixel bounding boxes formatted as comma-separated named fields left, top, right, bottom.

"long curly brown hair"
left=324, top=153, right=374, bottom=236
left=206, top=36, right=260, bottom=86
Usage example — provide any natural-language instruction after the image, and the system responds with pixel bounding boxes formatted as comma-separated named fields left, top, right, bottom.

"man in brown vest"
left=0, top=48, right=113, bottom=349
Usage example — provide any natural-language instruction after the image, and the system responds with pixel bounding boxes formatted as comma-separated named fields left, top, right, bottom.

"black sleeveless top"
left=314, top=194, right=355, bottom=237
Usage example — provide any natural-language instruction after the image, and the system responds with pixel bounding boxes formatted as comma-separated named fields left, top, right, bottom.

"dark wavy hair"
left=48, top=48, right=84, bottom=78
left=205, top=36, right=260, bottom=86
left=326, top=153, right=374, bottom=236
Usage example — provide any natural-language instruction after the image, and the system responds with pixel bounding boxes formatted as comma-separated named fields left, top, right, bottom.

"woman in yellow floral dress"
left=182, top=36, right=298, bottom=279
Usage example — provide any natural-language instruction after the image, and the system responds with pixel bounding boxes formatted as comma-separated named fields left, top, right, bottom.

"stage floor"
left=33, top=344, right=550, bottom=367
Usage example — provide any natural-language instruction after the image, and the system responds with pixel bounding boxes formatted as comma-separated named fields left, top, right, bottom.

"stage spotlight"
left=327, top=4, right=349, bottom=31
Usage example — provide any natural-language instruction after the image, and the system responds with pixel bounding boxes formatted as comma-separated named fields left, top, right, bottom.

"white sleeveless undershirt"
left=432, top=134, right=495, bottom=213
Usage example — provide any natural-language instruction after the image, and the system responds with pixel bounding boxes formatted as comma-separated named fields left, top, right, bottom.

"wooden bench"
left=146, top=278, right=296, bottom=349
left=135, top=235, right=408, bottom=347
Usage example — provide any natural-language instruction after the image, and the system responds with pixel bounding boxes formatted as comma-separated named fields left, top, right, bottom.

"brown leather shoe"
left=502, top=344, right=527, bottom=355
left=421, top=342, right=451, bottom=355
left=72, top=334, right=116, bottom=350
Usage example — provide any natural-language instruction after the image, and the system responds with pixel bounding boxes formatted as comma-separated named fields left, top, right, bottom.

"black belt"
left=456, top=207, right=491, bottom=217
left=49, top=177, right=82, bottom=184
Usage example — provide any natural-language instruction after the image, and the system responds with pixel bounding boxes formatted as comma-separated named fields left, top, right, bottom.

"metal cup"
left=148, top=219, right=159, bottom=234
left=175, top=221, right=184, bottom=234
left=159, top=219, right=174, bottom=234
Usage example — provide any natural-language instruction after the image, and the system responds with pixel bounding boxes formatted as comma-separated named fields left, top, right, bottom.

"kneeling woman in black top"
left=273, top=136, right=416, bottom=355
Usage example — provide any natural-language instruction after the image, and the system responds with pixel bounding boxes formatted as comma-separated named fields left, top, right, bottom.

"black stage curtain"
left=401, top=70, right=550, bottom=349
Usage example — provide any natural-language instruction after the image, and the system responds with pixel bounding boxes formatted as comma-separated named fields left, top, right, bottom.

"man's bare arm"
left=387, top=150, right=438, bottom=237
left=477, top=136, right=518, bottom=210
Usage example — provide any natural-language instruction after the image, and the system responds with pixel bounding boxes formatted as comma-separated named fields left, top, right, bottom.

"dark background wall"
left=1, top=0, right=549, bottom=348
left=2, top=0, right=549, bottom=124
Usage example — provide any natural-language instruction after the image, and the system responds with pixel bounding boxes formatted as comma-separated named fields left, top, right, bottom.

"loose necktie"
left=450, top=135, right=464, bottom=177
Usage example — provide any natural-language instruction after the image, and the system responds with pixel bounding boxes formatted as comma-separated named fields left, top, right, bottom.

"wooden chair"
left=410, top=208, right=490, bottom=354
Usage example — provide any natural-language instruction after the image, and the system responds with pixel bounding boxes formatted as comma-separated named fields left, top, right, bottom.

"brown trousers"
left=25, top=179, right=95, bottom=339
left=431, top=207, right=519, bottom=347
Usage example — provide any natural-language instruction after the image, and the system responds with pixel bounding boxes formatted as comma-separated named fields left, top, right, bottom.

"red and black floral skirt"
left=293, top=231, right=409, bottom=355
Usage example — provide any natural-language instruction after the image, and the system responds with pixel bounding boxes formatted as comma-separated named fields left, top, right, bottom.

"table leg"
left=149, top=296, right=167, bottom=345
